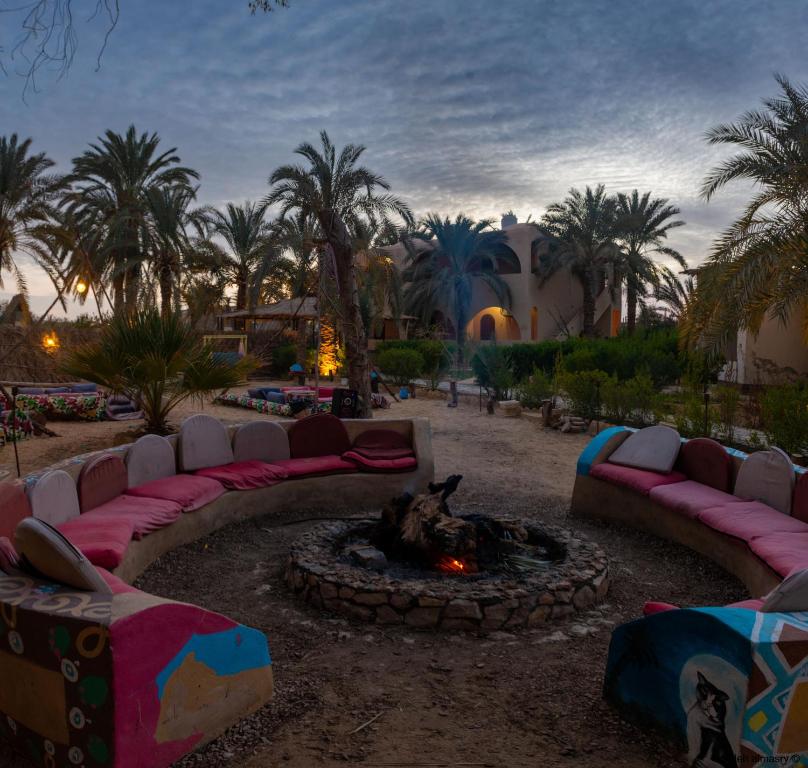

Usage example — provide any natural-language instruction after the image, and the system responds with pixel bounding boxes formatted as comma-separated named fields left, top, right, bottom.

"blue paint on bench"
left=576, top=426, right=631, bottom=476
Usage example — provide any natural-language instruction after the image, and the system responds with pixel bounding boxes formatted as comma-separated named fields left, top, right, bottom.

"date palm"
left=615, top=190, right=686, bottom=335
left=537, top=185, right=620, bottom=338
left=403, top=214, right=520, bottom=363
left=654, top=266, right=695, bottom=323
left=64, top=125, right=199, bottom=314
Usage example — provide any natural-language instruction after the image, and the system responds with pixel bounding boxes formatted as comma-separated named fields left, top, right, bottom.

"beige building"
left=384, top=215, right=622, bottom=344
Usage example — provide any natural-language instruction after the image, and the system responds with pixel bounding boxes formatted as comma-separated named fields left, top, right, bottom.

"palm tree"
left=0, top=134, right=63, bottom=296
left=64, top=125, right=199, bottom=313
left=688, top=75, right=808, bottom=349
left=615, top=190, right=686, bottom=335
left=654, top=266, right=695, bottom=323
left=266, top=130, right=413, bottom=416
left=537, top=185, right=620, bottom=338
left=403, top=214, right=520, bottom=363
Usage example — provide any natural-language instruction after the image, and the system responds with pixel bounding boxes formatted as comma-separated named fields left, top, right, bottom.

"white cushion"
left=179, top=414, right=234, bottom=471
left=126, top=434, right=177, bottom=486
left=761, top=568, right=808, bottom=612
left=607, top=425, right=681, bottom=474
left=28, top=470, right=80, bottom=527
left=232, top=421, right=290, bottom=463
left=734, top=448, right=794, bottom=515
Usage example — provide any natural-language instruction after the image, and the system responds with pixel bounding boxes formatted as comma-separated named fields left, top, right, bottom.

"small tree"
left=62, top=309, right=256, bottom=433
left=377, top=348, right=424, bottom=388
left=471, top=346, right=514, bottom=401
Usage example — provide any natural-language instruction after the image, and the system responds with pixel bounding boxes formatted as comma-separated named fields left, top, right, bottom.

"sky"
left=1, top=0, right=807, bottom=316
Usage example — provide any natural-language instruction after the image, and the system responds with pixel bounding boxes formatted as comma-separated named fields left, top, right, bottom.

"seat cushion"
left=96, top=566, right=140, bottom=595
left=343, top=451, right=417, bottom=473
left=696, top=500, right=808, bottom=541
left=125, top=433, right=178, bottom=486
left=57, top=514, right=135, bottom=570
left=747, top=533, right=808, bottom=578
left=179, top=414, right=234, bottom=471
left=590, top=462, right=686, bottom=496
left=28, top=470, right=81, bottom=527
left=607, top=425, right=681, bottom=473
left=87, top=495, right=183, bottom=539
left=649, top=481, right=741, bottom=519
left=273, top=455, right=359, bottom=478
left=78, top=453, right=128, bottom=513
left=124, top=474, right=225, bottom=512
left=232, top=420, right=290, bottom=463
left=288, top=413, right=351, bottom=458
left=0, top=480, right=32, bottom=540
left=351, top=429, right=414, bottom=460
left=194, top=460, right=288, bottom=490
left=734, top=449, right=795, bottom=515
left=677, top=438, right=733, bottom=492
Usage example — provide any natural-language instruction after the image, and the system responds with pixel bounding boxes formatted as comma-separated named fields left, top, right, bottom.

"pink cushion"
left=590, top=463, right=686, bottom=496
left=343, top=450, right=417, bottom=473
left=643, top=601, right=679, bottom=616
left=696, top=500, right=808, bottom=541
left=78, top=453, right=128, bottom=513
left=748, top=533, right=808, bottom=577
left=678, top=438, right=733, bottom=492
left=96, top=566, right=140, bottom=595
left=86, top=495, right=182, bottom=539
left=194, top=460, right=288, bottom=490
left=272, top=455, right=359, bottom=478
left=289, top=413, right=351, bottom=458
left=0, top=480, right=32, bottom=540
left=649, top=480, right=741, bottom=519
left=792, top=472, right=808, bottom=523
left=57, top=514, right=134, bottom=569
left=124, top=474, right=225, bottom=512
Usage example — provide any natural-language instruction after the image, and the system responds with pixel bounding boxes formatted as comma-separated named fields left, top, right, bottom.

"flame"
left=42, top=331, right=59, bottom=352
left=436, top=555, right=467, bottom=574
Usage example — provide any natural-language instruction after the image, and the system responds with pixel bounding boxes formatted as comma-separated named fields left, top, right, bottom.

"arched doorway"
left=480, top=314, right=496, bottom=341
left=531, top=306, right=538, bottom=340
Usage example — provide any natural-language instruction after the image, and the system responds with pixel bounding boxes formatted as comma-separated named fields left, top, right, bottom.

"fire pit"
left=286, top=477, right=609, bottom=630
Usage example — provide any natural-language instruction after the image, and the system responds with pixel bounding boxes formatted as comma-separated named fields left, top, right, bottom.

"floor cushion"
left=590, top=462, right=686, bottom=496
left=696, top=500, right=808, bottom=541
left=677, top=437, right=733, bottom=492
left=125, top=433, right=178, bottom=486
left=734, top=448, right=795, bottom=515
left=343, top=451, right=417, bottom=473
left=607, top=425, right=681, bottom=473
left=180, top=413, right=234, bottom=471
left=56, top=514, right=135, bottom=570
left=194, top=460, right=288, bottom=490
left=747, top=533, right=808, bottom=578
left=289, top=413, right=351, bottom=459
left=351, top=429, right=414, bottom=460
left=233, top=420, right=291, bottom=463
left=648, top=481, right=741, bottom=519
left=78, top=453, right=128, bottom=513
left=273, top=455, right=359, bottom=478
left=28, top=469, right=81, bottom=527
left=124, top=474, right=225, bottom=512
left=0, top=480, right=32, bottom=540
left=791, top=471, right=808, bottom=524
left=86, top=494, right=183, bottom=539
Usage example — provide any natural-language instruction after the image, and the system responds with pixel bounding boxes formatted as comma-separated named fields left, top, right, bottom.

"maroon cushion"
left=643, top=601, right=679, bottom=615
left=124, top=474, right=225, bottom=512
left=57, top=514, right=134, bottom=569
left=696, top=500, right=808, bottom=541
left=648, top=481, right=741, bottom=520
left=353, top=429, right=412, bottom=450
left=748, top=533, right=808, bottom=577
left=352, top=447, right=415, bottom=460
left=78, top=453, right=128, bottom=513
left=678, top=438, right=733, bottom=492
left=85, top=495, right=182, bottom=539
left=343, top=450, right=417, bottom=473
left=289, top=413, right=351, bottom=458
left=0, top=537, right=19, bottom=573
left=272, top=455, right=358, bottom=478
left=590, top=463, right=686, bottom=496
left=194, top=460, right=288, bottom=490
left=792, top=472, right=808, bottom=523
left=0, top=480, right=31, bottom=541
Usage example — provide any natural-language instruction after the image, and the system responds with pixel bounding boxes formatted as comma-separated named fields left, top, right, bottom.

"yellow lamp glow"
left=76, top=280, right=88, bottom=294
left=42, top=332, right=59, bottom=352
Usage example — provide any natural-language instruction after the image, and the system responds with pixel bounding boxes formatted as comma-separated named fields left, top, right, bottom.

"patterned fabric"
left=6, top=393, right=108, bottom=422
left=214, top=392, right=292, bottom=416
left=1, top=409, right=34, bottom=442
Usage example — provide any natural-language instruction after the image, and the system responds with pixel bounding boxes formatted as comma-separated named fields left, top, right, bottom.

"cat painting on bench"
left=686, top=670, right=737, bottom=768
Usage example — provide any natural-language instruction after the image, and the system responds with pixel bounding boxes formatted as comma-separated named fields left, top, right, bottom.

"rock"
left=417, top=596, right=446, bottom=608
left=404, top=607, right=441, bottom=628
left=375, top=605, right=403, bottom=625
left=320, top=582, right=339, bottom=600
left=498, top=400, right=522, bottom=418
left=346, top=545, right=388, bottom=570
left=528, top=606, right=551, bottom=626
left=390, top=593, right=414, bottom=609
left=353, top=592, right=389, bottom=606
left=572, top=585, right=595, bottom=610
left=444, top=599, right=483, bottom=621
left=440, top=618, right=479, bottom=631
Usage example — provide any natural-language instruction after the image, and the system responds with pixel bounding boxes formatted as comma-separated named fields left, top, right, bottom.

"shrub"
left=376, top=348, right=424, bottom=387
left=760, top=385, right=808, bottom=456
left=516, top=368, right=554, bottom=410
left=270, top=344, right=297, bottom=376
left=713, top=385, right=741, bottom=443
left=471, top=346, right=514, bottom=400
left=597, top=372, right=662, bottom=427
left=416, top=340, right=451, bottom=390
left=670, top=390, right=718, bottom=439
left=558, top=369, right=609, bottom=422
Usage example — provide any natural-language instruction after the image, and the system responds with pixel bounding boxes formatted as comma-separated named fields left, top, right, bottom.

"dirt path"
left=0, top=392, right=745, bottom=767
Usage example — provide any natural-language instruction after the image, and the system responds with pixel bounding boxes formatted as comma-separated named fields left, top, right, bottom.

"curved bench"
left=0, top=414, right=434, bottom=768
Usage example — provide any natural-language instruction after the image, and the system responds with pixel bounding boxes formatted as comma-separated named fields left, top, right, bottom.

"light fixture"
left=42, top=331, right=60, bottom=352
left=76, top=280, right=88, bottom=295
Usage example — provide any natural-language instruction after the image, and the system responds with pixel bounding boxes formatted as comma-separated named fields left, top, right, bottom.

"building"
left=382, top=214, right=621, bottom=343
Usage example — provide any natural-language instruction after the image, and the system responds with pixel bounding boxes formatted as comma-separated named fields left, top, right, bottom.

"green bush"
left=714, top=385, right=741, bottom=443
left=670, top=390, right=718, bottom=439
left=377, top=348, right=424, bottom=387
left=270, top=344, right=297, bottom=376
left=760, top=385, right=808, bottom=456
left=415, top=340, right=451, bottom=390
left=558, top=369, right=609, bottom=422
left=516, top=368, right=554, bottom=410
left=471, top=346, right=514, bottom=400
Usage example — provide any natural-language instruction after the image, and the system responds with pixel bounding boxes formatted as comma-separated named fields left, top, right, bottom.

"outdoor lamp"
left=76, top=280, right=88, bottom=294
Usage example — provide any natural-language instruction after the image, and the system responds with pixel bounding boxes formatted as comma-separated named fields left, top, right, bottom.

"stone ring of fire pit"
left=286, top=520, right=609, bottom=631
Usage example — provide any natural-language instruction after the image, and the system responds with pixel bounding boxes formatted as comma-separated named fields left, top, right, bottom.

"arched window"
left=531, top=306, right=538, bottom=340
left=480, top=314, right=496, bottom=341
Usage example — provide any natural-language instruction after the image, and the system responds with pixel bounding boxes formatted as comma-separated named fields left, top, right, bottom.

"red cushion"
left=0, top=480, right=31, bottom=540
left=343, top=450, right=417, bottom=473
left=0, top=537, right=19, bottom=573
left=748, top=533, right=808, bottom=577
left=697, top=500, right=808, bottom=541
left=95, top=566, right=140, bottom=595
left=86, top=495, right=182, bottom=539
left=272, top=455, right=358, bottom=478
left=57, top=514, right=134, bottom=569
left=353, top=429, right=412, bottom=451
left=793, top=472, right=808, bottom=523
left=678, top=438, right=733, bottom=492
left=289, top=413, right=351, bottom=458
left=124, top=474, right=225, bottom=512
left=194, top=460, right=288, bottom=490
left=590, top=463, right=686, bottom=496
left=648, top=480, right=741, bottom=519
left=643, top=601, right=679, bottom=616
left=78, top=453, right=129, bottom=513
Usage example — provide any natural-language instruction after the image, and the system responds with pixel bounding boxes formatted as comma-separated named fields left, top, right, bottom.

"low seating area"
left=1, top=384, right=107, bottom=422
left=0, top=413, right=433, bottom=768
left=573, top=426, right=808, bottom=764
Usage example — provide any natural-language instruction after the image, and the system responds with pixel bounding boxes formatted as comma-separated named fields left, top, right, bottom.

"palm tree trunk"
left=159, top=258, right=173, bottom=319
left=124, top=263, right=141, bottom=315
left=295, top=317, right=308, bottom=369
left=626, top=285, right=637, bottom=336
left=316, top=209, right=372, bottom=418
left=455, top=298, right=467, bottom=368
left=581, top=273, right=596, bottom=338
left=112, top=271, right=125, bottom=314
